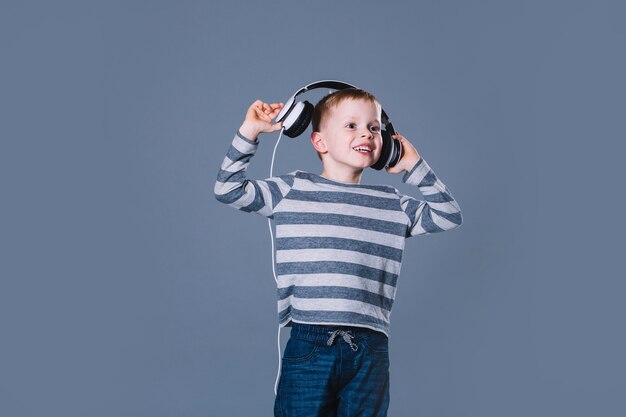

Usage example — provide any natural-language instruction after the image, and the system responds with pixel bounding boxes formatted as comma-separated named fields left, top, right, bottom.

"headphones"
left=274, top=80, right=403, bottom=170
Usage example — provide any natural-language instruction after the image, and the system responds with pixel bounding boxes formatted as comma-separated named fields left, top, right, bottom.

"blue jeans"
left=274, top=322, right=390, bottom=417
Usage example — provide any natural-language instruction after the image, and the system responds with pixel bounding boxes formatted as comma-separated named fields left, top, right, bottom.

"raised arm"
left=214, top=100, right=293, bottom=217
left=388, top=133, right=463, bottom=236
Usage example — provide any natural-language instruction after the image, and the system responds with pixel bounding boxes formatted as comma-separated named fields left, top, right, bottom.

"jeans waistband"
left=289, top=321, right=386, bottom=344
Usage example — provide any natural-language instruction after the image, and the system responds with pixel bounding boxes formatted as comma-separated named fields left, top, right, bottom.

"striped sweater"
left=214, top=132, right=462, bottom=336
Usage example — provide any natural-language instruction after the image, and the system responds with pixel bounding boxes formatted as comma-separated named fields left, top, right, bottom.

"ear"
left=310, top=131, right=328, bottom=154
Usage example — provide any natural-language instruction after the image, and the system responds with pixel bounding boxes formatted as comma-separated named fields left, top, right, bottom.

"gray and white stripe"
left=215, top=132, right=462, bottom=335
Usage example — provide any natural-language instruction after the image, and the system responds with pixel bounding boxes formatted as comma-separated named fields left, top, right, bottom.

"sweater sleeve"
left=399, top=158, right=463, bottom=237
left=214, top=131, right=294, bottom=218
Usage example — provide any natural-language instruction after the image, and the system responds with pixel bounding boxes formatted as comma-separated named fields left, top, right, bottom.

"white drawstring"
left=327, top=330, right=359, bottom=351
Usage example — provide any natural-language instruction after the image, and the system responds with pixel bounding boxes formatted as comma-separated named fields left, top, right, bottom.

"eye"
left=369, top=125, right=381, bottom=133
left=346, top=123, right=357, bottom=129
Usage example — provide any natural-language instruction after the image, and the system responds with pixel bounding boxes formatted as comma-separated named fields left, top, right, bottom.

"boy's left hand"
left=385, top=133, right=421, bottom=174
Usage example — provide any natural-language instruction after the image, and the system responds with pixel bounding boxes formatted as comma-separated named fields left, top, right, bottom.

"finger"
left=254, top=106, right=269, bottom=118
left=266, top=103, right=281, bottom=115
left=254, top=107, right=272, bottom=122
left=269, top=107, right=283, bottom=118
left=270, top=121, right=283, bottom=131
left=260, top=112, right=273, bottom=122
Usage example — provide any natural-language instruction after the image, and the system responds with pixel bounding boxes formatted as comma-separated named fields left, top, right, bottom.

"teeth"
left=353, top=146, right=372, bottom=152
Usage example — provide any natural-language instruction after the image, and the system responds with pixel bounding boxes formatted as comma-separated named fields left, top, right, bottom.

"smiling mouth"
left=353, top=146, right=373, bottom=153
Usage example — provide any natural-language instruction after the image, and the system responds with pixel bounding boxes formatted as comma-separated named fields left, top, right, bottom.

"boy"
left=214, top=88, right=462, bottom=416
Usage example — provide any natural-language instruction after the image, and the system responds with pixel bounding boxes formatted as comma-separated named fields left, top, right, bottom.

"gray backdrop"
left=2, top=1, right=625, bottom=416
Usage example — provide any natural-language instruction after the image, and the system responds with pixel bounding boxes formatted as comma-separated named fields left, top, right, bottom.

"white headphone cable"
left=268, top=127, right=284, bottom=396
left=268, top=127, right=283, bottom=285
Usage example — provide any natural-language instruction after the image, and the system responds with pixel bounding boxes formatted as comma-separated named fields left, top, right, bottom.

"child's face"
left=315, top=98, right=383, bottom=176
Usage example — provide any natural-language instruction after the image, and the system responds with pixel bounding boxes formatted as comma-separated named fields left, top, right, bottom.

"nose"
left=360, top=128, right=373, bottom=138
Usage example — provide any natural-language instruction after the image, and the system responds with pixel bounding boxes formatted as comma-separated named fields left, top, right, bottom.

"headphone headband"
left=278, top=79, right=391, bottom=125
left=274, top=80, right=401, bottom=170
left=296, top=80, right=357, bottom=96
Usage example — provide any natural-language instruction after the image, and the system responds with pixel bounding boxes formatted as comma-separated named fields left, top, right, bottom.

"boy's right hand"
left=239, top=100, right=284, bottom=141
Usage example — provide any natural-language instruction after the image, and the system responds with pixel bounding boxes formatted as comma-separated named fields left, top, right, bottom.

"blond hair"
left=311, top=88, right=380, bottom=132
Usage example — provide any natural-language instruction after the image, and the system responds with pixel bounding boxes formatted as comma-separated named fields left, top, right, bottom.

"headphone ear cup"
left=388, top=136, right=403, bottom=168
left=283, top=100, right=314, bottom=138
left=371, top=129, right=392, bottom=170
